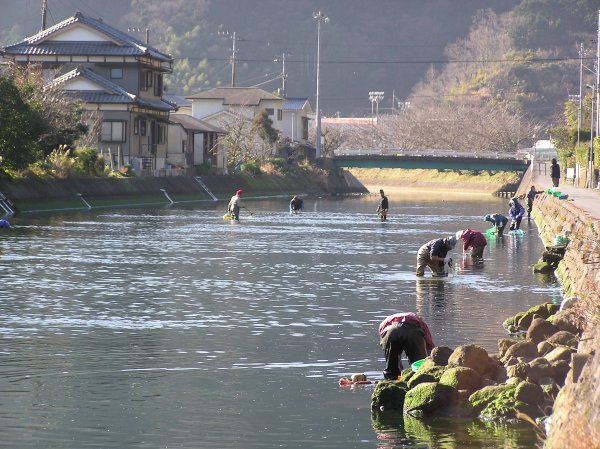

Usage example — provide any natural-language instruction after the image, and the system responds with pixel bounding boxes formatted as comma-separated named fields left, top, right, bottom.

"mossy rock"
left=371, top=380, right=408, bottom=410
left=533, top=261, right=555, bottom=274
left=468, top=384, right=514, bottom=414
left=447, top=345, right=490, bottom=375
left=439, top=366, right=482, bottom=394
left=518, top=303, right=559, bottom=326
left=407, top=365, right=446, bottom=389
left=403, top=382, right=456, bottom=416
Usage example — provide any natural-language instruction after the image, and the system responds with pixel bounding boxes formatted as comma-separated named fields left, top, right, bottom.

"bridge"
left=332, top=150, right=529, bottom=172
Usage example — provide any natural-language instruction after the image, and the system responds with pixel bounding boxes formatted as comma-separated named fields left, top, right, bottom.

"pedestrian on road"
left=378, top=312, right=436, bottom=380
left=415, top=235, right=456, bottom=277
left=551, top=158, right=561, bottom=187
left=456, top=229, right=487, bottom=259
left=376, top=189, right=389, bottom=222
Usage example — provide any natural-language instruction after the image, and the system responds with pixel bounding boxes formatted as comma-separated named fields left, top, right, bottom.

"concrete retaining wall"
left=531, top=193, right=600, bottom=449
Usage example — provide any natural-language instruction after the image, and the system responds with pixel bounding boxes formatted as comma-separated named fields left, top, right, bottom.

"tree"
left=0, top=73, right=44, bottom=170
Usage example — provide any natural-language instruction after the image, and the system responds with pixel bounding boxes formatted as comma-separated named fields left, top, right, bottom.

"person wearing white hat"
left=415, top=235, right=456, bottom=277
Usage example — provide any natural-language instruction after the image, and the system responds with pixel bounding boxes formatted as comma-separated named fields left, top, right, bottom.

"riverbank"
left=528, top=192, right=600, bottom=449
left=0, top=164, right=368, bottom=213
left=347, top=168, right=522, bottom=195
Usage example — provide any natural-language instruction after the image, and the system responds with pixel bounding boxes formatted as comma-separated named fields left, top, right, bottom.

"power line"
left=174, top=56, right=594, bottom=65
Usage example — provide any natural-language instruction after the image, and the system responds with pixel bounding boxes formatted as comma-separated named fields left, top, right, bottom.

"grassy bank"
left=348, top=168, right=521, bottom=195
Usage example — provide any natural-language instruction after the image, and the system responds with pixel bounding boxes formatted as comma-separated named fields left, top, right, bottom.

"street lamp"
left=369, top=91, right=384, bottom=124
left=313, top=11, right=328, bottom=158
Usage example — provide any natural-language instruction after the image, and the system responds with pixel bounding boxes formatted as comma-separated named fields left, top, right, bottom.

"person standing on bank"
left=551, top=158, right=561, bottom=187
left=228, top=189, right=244, bottom=221
left=376, top=189, right=389, bottom=222
left=378, top=312, right=436, bottom=380
left=415, top=235, right=457, bottom=277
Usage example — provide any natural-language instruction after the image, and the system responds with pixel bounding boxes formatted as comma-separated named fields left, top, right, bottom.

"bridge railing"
left=334, top=148, right=527, bottom=160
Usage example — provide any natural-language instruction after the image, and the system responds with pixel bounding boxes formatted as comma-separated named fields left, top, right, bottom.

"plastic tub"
left=411, top=359, right=425, bottom=372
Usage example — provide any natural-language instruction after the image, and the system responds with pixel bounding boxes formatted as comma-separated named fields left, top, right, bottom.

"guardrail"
left=334, top=148, right=527, bottom=160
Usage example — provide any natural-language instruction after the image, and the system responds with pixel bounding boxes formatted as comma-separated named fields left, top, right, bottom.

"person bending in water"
left=378, top=312, right=435, bottom=380
left=290, top=195, right=303, bottom=214
left=456, top=229, right=487, bottom=259
left=415, top=235, right=456, bottom=277
left=508, top=197, right=525, bottom=231
left=484, top=213, right=508, bottom=236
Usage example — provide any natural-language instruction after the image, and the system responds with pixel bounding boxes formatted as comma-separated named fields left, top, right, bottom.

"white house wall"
left=46, top=26, right=113, bottom=42
left=192, top=99, right=226, bottom=120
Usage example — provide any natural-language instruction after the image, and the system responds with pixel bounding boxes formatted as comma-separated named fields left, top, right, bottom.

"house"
left=168, top=113, right=226, bottom=174
left=281, top=97, right=312, bottom=143
left=187, top=87, right=283, bottom=129
left=1, top=12, right=175, bottom=176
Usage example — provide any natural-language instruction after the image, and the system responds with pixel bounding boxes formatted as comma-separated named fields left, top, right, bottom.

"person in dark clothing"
left=508, top=197, right=525, bottom=230
left=526, top=185, right=542, bottom=219
left=289, top=195, right=303, bottom=214
left=484, top=213, right=508, bottom=236
left=376, top=189, right=389, bottom=221
left=551, top=158, right=561, bottom=187
left=415, top=235, right=456, bottom=277
left=378, top=312, right=436, bottom=380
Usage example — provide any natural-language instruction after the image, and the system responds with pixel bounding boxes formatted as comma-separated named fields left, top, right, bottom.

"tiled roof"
left=186, top=87, right=281, bottom=105
left=49, top=66, right=173, bottom=111
left=282, top=97, right=310, bottom=111
left=170, top=113, right=226, bottom=133
left=3, top=11, right=172, bottom=63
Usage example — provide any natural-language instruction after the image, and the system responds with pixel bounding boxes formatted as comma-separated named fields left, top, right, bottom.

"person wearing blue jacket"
left=484, top=213, right=508, bottom=236
left=508, top=197, right=525, bottom=231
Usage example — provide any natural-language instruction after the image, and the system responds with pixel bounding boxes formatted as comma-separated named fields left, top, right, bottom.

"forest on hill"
left=0, top=0, right=598, bottom=125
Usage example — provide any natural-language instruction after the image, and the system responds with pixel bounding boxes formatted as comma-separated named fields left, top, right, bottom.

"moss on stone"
left=407, top=365, right=446, bottom=389
left=439, top=366, right=482, bottom=393
left=371, top=380, right=407, bottom=410
left=404, top=382, right=456, bottom=416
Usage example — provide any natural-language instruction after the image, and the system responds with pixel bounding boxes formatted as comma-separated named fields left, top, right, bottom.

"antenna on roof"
left=41, top=0, right=48, bottom=31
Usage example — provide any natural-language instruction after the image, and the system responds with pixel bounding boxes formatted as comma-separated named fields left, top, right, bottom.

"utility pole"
left=313, top=11, right=329, bottom=159
left=218, top=31, right=239, bottom=87
left=274, top=53, right=289, bottom=97
left=578, top=42, right=583, bottom=150
left=41, top=0, right=48, bottom=31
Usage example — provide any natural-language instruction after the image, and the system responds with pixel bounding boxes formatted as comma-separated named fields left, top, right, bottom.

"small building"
left=281, top=97, right=312, bottom=143
left=1, top=11, right=175, bottom=176
left=168, top=114, right=226, bottom=174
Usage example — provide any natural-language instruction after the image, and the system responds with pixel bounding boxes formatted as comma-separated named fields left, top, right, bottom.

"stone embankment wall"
left=530, top=193, right=600, bottom=449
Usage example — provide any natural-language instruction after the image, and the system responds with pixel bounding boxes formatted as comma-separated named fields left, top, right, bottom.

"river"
left=0, top=193, right=560, bottom=448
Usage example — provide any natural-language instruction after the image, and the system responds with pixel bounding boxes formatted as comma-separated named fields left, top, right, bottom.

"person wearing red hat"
left=228, top=189, right=244, bottom=221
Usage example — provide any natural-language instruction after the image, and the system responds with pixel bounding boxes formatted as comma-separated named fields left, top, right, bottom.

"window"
left=154, top=74, right=163, bottom=96
left=110, top=68, right=123, bottom=79
left=101, top=121, right=126, bottom=142
left=157, top=124, right=167, bottom=144
left=265, top=108, right=274, bottom=116
left=146, top=71, right=153, bottom=88
left=140, top=120, right=147, bottom=136
left=133, top=118, right=139, bottom=135
left=277, top=109, right=283, bottom=121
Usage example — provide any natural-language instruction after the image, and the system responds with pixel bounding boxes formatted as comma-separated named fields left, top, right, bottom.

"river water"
left=0, top=193, right=560, bottom=449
